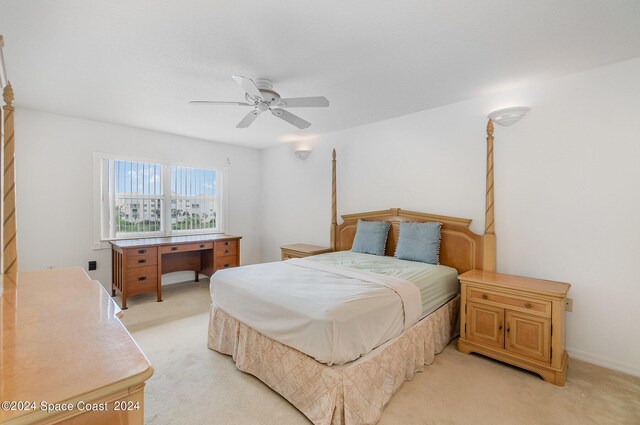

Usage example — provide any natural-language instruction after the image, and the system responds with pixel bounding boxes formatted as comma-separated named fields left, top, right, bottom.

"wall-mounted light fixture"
left=294, top=149, right=312, bottom=160
left=488, top=106, right=530, bottom=127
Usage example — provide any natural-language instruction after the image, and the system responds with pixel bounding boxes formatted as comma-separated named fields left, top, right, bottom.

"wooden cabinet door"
left=505, top=310, right=550, bottom=363
left=466, top=302, right=505, bottom=349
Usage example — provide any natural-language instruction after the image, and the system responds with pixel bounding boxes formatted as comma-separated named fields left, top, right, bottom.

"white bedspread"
left=210, top=258, right=421, bottom=365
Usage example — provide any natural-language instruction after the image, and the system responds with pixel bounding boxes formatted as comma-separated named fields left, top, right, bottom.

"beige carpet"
left=120, top=280, right=640, bottom=425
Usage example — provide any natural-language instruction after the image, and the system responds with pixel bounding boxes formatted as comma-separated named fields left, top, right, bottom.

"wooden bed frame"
left=208, top=121, right=499, bottom=425
left=329, top=120, right=496, bottom=273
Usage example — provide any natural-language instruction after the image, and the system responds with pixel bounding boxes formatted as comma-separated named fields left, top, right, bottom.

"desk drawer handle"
left=524, top=303, right=532, bottom=309
left=138, top=249, right=146, bottom=254
left=481, top=294, right=488, bottom=300
left=224, top=249, right=229, bottom=254
left=171, top=246, right=178, bottom=251
left=137, top=259, right=146, bottom=264
left=199, top=244, right=205, bottom=248
left=138, top=276, right=147, bottom=281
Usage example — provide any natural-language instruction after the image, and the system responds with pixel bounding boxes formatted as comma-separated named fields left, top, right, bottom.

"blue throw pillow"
left=394, top=221, right=442, bottom=264
left=351, top=220, right=390, bottom=256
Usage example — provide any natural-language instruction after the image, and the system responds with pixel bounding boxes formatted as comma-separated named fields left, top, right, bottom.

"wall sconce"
left=488, top=106, right=530, bottom=126
left=294, top=149, right=312, bottom=160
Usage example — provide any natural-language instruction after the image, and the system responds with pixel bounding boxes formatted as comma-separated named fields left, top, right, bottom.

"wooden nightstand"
left=280, top=244, right=332, bottom=260
left=457, top=269, right=571, bottom=386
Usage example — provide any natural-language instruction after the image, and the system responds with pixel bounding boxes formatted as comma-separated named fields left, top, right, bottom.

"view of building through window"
left=170, top=165, right=217, bottom=231
left=114, top=160, right=163, bottom=234
left=110, top=160, right=218, bottom=237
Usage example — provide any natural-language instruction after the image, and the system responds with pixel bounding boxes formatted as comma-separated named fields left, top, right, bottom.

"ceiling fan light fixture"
left=191, top=75, right=329, bottom=129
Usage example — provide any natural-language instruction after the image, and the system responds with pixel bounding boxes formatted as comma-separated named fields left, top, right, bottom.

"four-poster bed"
left=208, top=124, right=497, bottom=425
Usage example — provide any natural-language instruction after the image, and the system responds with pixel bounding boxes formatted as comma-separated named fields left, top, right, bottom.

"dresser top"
left=459, top=269, right=571, bottom=298
left=0, top=267, right=153, bottom=424
left=110, top=233, right=241, bottom=249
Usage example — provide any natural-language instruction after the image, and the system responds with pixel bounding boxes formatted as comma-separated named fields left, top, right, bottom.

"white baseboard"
left=568, top=347, right=640, bottom=377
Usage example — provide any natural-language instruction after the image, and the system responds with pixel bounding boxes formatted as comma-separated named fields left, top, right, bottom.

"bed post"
left=2, top=82, right=17, bottom=277
left=330, top=149, right=337, bottom=251
left=483, top=119, right=496, bottom=272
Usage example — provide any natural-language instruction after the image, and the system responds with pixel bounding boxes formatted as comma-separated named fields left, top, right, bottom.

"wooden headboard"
left=328, top=121, right=496, bottom=274
left=334, top=208, right=483, bottom=275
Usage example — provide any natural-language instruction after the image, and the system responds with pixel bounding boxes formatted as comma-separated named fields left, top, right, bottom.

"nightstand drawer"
left=468, top=287, right=551, bottom=317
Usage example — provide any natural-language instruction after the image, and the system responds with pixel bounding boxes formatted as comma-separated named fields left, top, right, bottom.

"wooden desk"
left=111, top=234, right=241, bottom=309
left=0, top=267, right=153, bottom=425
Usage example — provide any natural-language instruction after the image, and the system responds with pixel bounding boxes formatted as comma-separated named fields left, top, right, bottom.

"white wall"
left=15, top=110, right=262, bottom=287
left=261, top=58, right=640, bottom=376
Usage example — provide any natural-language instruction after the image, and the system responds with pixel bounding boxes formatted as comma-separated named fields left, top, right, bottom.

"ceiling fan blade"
left=279, top=96, right=330, bottom=108
left=271, top=108, right=311, bottom=129
left=232, top=75, right=264, bottom=101
left=236, top=109, right=262, bottom=128
left=189, top=100, right=251, bottom=106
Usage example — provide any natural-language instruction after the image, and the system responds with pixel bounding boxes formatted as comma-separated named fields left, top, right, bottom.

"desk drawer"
left=125, top=247, right=158, bottom=268
left=126, top=265, right=158, bottom=293
left=215, top=240, right=237, bottom=254
left=215, top=256, right=238, bottom=271
left=215, top=243, right=237, bottom=258
left=468, top=287, right=551, bottom=317
left=161, top=242, right=213, bottom=254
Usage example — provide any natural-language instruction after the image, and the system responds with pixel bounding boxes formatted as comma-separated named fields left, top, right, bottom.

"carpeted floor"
left=120, top=280, right=640, bottom=425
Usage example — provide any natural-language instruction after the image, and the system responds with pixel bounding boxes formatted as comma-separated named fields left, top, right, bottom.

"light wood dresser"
left=280, top=244, right=332, bottom=260
left=111, top=234, right=241, bottom=309
left=457, top=269, right=571, bottom=385
left=0, top=267, right=153, bottom=425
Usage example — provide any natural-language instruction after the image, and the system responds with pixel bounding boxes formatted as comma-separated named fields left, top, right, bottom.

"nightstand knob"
left=524, top=303, right=532, bottom=309
left=481, top=294, right=488, bottom=300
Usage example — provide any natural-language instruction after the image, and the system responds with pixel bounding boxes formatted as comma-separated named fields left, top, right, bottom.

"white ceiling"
left=1, top=0, right=639, bottom=149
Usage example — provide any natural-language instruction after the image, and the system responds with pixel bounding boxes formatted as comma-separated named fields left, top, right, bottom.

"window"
left=96, top=155, right=223, bottom=241
left=113, top=160, right=163, bottom=235
left=170, top=166, right=218, bottom=232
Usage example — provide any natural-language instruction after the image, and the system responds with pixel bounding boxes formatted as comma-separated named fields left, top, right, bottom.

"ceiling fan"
left=189, top=76, right=329, bottom=129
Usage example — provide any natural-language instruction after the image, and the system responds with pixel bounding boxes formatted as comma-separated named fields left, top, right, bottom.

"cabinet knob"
left=224, top=249, right=229, bottom=254
left=524, top=303, right=532, bottom=309
left=498, top=323, right=503, bottom=331
left=481, top=294, right=488, bottom=300
left=137, top=259, right=146, bottom=264
left=224, top=242, right=229, bottom=246
left=199, top=244, right=205, bottom=248
left=224, top=264, right=229, bottom=268
left=138, top=249, right=146, bottom=254
left=138, top=276, right=147, bottom=281
left=171, top=246, right=178, bottom=251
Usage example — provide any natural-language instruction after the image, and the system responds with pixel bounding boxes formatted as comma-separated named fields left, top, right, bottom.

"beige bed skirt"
left=208, top=295, right=459, bottom=425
